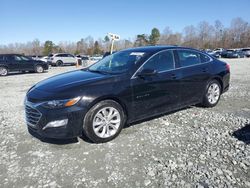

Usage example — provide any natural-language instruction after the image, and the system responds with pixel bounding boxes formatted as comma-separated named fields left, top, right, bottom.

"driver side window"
left=142, top=50, right=175, bottom=72
left=14, top=55, right=22, bottom=61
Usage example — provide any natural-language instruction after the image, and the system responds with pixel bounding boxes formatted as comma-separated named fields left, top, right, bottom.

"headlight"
left=41, top=97, right=81, bottom=109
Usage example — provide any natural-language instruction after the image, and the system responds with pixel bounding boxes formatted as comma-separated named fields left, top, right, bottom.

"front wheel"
left=202, top=80, right=221, bottom=107
left=35, top=65, right=44, bottom=73
left=83, top=100, right=126, bottom=143
left=0, top=67, right=8, bottom=76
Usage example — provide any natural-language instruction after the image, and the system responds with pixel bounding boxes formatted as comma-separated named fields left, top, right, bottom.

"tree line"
left=0, top=17, right=249, bottom=56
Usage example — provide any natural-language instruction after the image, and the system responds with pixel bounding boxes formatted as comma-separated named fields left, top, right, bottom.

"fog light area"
left=42, top=119, right=68, bottom=130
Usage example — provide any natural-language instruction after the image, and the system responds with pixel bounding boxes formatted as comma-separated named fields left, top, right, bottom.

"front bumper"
left=44, top=64, right=49, bottom=70
left=25, top=101, right=86, bottom=139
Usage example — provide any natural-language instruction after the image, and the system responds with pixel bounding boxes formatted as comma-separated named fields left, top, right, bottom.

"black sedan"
left=25, top=46, right=230, bottom=143
left=0, top=54, right=49, bottom=76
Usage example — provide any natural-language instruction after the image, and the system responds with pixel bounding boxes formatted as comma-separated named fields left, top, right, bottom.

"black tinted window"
left=200, top=53, right=211, bottom=63
left=142, top=50, right=174, bottom=72
left=14, top=55, right=22, bottom=61
left=56, top=54, right=66, bottom=57
left=0, top=55, right=5, bottom=61
left=177, top=50, right=201, bottom=67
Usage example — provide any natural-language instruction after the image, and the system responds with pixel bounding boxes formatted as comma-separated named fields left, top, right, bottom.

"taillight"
left=226, top=64, right=230, bottom=72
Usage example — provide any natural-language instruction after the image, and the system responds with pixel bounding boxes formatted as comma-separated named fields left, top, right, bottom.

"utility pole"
left=108, top=33, right=120, bottom=54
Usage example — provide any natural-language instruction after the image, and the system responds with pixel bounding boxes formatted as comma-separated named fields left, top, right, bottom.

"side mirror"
left=137, top=69, right=157, bottom=77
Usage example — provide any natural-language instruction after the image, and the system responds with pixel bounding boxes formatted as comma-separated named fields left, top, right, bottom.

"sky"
left=1, top=0, right=250, bottom=45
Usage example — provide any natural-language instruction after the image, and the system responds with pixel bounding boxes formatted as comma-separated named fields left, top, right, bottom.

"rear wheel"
left=202, top=80, right=221, bottom=107
left=56, top=60, right=63, bottom=66
left=83, top=100, right=126, bottom=143
left=35, top=65, right=44, bottom=73
left=0, top=67, right=8, bottom=76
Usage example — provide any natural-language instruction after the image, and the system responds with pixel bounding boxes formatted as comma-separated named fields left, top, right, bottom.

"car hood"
left=33, top=70, right=111, bottom=93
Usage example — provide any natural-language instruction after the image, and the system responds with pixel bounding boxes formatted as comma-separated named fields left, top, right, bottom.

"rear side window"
left=177, top=50, right=201, bottom=67
left=56, top=54, right=66, bottom=57
left=68, top=54, right=74, bottom=58
left=142, top=50, right=175, bottom=72
left=200, top=53, right=211, bottom=63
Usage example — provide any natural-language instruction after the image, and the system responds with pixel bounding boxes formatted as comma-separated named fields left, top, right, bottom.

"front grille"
left=25, top=104, right=42, bottom=128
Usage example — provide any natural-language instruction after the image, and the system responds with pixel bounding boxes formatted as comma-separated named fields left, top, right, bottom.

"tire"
left=56, top=60, right=63, bottom=66
left=202, top=80, right=221, bottom=107
left=0, top=67, right=8, bottom=76
left=35, top=65, right=44, bottom=73
left=83, top=100, right=126, bottom=143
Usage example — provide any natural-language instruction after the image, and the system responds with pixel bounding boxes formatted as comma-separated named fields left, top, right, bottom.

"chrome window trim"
left=131, top=48, right=213, bottom=79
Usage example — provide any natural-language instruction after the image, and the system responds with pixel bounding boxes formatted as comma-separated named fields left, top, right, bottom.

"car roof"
left=120, top=45, right=200, bottom=53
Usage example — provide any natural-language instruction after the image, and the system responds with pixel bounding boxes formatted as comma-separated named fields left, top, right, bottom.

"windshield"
left=88, top=51, right=146, bottom=74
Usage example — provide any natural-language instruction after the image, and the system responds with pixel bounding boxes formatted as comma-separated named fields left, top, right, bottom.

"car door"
left=68, top=54, right=76, bottom=64
left=64, top=54, right=72, bottom=64
left=7, top=55, right=27, bottom=71
left=19, top=55, right=35, bottom=70
left=176, top=49, right=212, bottom=105
left=5, top=55, right=18, bottom=70
left=130, top=50, right=181, bottom=120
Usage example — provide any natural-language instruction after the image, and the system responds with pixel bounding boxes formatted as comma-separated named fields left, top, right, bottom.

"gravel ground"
left=0, top=59, right=249, bottom=188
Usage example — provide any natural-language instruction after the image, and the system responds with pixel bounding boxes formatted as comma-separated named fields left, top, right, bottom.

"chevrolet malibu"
left=25, top=46, right=230, bottom=143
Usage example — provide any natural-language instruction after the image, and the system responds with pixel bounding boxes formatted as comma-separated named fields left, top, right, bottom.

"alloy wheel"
left=92, top=107, right=121, bottom=138
left=0, top=67, right=8, bottom=76
left=207, top=83, right=220, bottom=104
left=36, top=66, right=43, bottom=73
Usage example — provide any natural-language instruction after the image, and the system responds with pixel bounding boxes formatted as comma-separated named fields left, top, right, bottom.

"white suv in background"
left=48, top=53, right=77, bottom=66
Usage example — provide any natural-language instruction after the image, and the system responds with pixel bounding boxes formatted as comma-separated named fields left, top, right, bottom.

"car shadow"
left=232, top=123, right=250, bottom=144
left=79, top=132, right=94, bottom=144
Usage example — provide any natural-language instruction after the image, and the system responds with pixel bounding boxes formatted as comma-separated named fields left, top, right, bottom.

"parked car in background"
left=205, top=49, right=220, bottom=58
left=89, top=56, right=103, bottom=64
left=28, top=55, right=43, bottom=61
left=39, top=56, right=49, bottom=62
left=241, top=48, right=250, bottom=57
left=213, top=48, right=224, bottom=53
left=47, top=53, right=77, bottom=66
left=213, top=48, right=225, bottom=57
left=221, top=49, right=244, bottom=58
left=75, top=55, right=90, bottom=67
left=81, top=56, right=90, bottom=67
left=0, top=54, right=49, bottom=76
left=25, top=46, right=230, bottom=143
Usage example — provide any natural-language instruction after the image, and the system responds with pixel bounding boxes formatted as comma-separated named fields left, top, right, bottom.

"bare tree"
left=183, top=25, right=198, bottom=48
left=31, top=39, right=42, bottom=55
left=197, top=21, right=215, bottom=49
